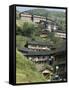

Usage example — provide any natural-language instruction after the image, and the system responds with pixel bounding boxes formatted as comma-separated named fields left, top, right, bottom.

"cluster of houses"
left=17, top=12, right=67, bottom=81
left=18, top=12, right=66, bottom=39
left=18, top=40, right=66, bottom=81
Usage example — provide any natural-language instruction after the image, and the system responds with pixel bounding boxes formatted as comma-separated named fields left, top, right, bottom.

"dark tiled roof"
left=18, top=46, right=66, bottom=56
left=24, top=50, right=53, bottom=56
left=55, top=30, right=66, bottom=33
left=18, top=47, right=33, bottom=53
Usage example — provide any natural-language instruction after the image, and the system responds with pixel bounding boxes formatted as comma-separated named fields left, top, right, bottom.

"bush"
left=16, top=21, right=37, bottom=37
left=22, top=22, right=35, bottom=37
left=16, top=35, right=30, bottom=48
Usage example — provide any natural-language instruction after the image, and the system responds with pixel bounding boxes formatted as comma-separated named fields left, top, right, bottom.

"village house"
left=18, top=47, right=55, bottom=69
left=19, top=12, right=58, bottom=32
left=39, top=21, right=66, bottom=39
left=19, top=12, right=32, bottom=22
left=18, top=46, right=55, bottom=80
left=53, top=45, right=67, bottom=81
left=18, top=12, right=67, bottom=39
left=19, top=12, right=46, bottom=23
left=24, top=41, right=55, bottom=51
left=54, top=30, right=66, bottom=39
left=18, top=40, right=66, bottom=81
left=16, top=11, right=66, bottom=81
left=18, top=40, right=55, bottom=71
left=18, top=12, right=66, bottom=39
left=39, top=19, right=58, bottom=32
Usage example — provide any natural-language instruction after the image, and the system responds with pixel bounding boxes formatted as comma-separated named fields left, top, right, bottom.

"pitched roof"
left=55, top=30, right=66, bottom=33
left=18, top=47, right=33, bottom=53
left=18, top=46, right=66, bottom=56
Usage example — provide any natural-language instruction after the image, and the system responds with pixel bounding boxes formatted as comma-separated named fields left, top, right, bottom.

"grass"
left=16, top=50, right=46, bottom=83
left=16, top=20, right=24, bottom=28
left=16, top=35, right=31, bottom=48
left=16, top=19, right=35, bottom=28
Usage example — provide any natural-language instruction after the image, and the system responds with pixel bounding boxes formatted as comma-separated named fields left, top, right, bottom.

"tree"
left=22, top=22, right=35, bottom=37
left=16, top=22, right=38, bottom=37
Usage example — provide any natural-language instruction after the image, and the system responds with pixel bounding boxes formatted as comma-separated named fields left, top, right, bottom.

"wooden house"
left=25, top=41, right=54, bottom=51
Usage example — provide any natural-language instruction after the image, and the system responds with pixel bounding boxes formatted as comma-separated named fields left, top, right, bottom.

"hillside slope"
left=16, top=50, right=46, bottom=83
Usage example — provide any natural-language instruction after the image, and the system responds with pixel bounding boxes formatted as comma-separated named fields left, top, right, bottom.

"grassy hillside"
left=16, top=35, right=31, bottom=48
left=16, top=50, right=46, bottom=83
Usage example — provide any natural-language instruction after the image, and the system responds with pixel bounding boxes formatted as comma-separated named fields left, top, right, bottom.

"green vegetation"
left=47, top=31, right=65, bottom=48
left=21, top=22, right=37, bottom=37
left=16, top=20, right=65, bottom=50
left=16, top=35, right=30, bottom=48
left=24, top=9, right=66, bottom=31
left=16, top=8, right=66, bottom=83
left=16, top=20, right=46, bottom=48
left=24, top=9, right=48, bottom=17
left=16, top=50, right=46, bottom=83
left=16, top=20, right=39, bottom=37
left=48, top=10, right=66, bottom=31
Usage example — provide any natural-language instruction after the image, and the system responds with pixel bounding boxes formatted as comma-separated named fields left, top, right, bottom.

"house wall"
left=28, top=55, right=54, bottom=65
left=20, top=13, right=46, bottom=23
left=55, top=32, right=66, bottom=38
left=28, top=45, right=50, bottom=51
